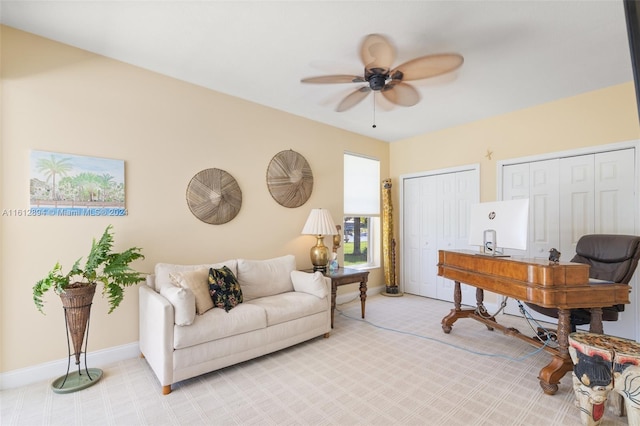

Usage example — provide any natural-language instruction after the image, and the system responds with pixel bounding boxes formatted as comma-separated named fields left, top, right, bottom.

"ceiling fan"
left=301, top=34, right=464, bottom=113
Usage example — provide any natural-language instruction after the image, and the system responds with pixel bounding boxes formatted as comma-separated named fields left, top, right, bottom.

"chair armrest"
left=139, top=285, right=174, bottom=387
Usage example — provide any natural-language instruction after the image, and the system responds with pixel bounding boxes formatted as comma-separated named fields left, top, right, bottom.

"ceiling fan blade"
left=301, top=75, right=365, bottom=84
left=381, top=81, right=420, bottom=107
left=360, top=34, right=396, bottom=73
left=336, top=87, right=371, bottom=112
left=390, top=53, right=464, bottom=81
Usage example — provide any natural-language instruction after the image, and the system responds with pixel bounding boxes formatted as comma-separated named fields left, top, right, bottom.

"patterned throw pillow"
left=208, top=266, right=243, bottom=312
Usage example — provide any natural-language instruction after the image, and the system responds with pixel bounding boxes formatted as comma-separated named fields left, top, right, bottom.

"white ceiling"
left=1, top=0, right=634, bottom=142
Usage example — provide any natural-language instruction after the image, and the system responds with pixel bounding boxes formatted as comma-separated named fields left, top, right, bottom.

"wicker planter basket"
left=59, top=283, right=97, bottom=365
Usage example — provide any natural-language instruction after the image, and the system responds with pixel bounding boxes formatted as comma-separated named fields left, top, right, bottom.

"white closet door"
left=502, top=159, right=560, bottom=258
left=592, top=150, right=637, bottom=339
left=559, top=154, right=595, bottom=254
left=454, top=170, right=477, bottom=250
left=402, top=178, right=421, bottom=295
left=402, top=175, right=438, bottom=298
left=503, top=160, right=560, bottom=316
left=501, top=147, right=637, bottom=339
left=401, top=167, right=479, bottom=303
left=501, top=162, right=530, bottom=258
left=420, top=176, right=439, bottom=298
left=594, top=150, right=636, bottom=234
left=529, top=159, right=561, bottom=258
left=435, top=171, right=478, bottom=304
left=435, top=173, right=457, bottom=302
left=455, top=170, right=481, bottom=306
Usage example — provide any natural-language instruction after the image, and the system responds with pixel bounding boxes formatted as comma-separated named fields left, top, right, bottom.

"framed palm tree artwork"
left=29, top=150, right=126, bottom=216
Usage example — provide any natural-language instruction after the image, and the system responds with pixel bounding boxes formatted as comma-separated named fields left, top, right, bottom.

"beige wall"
left=0, top=26, right=388, bottom=373
left=2, top=24, right=639, bottom=375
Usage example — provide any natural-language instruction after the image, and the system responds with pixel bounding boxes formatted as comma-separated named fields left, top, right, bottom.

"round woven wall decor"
left=186, top=168, right=242, bottom=224
left=266, top=150, right=313, bottom=208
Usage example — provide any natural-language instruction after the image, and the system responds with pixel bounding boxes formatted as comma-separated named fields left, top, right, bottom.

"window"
left=343, top=153, right=380, bottom=268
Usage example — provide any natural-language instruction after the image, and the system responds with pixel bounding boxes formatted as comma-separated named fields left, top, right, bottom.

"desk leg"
left=453, top=280, right=462, bottom=311
left=359, top=277, right=367, bottom=319
left=538, top=308, right=574, bottom=395
left=442, top=280, right=474, bottom=334
left=589, top=308, right=604, bottom=334
left=331, top=282, right=337, bottom=328
left=475, top=288, right=495, bottom=331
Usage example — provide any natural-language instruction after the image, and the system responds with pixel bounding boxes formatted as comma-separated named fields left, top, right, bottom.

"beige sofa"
left=139, top=255, right=331, bottom=394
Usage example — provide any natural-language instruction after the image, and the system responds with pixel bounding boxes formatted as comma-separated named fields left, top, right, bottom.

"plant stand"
left=51, top=284, right=103, bottom=394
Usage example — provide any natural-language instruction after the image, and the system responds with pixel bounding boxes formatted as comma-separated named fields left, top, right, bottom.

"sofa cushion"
left=154, top=260, right=238, bottom=293
left=237, top=255, right=296, bottom=301
left=170, top=268, right=213, bottom=315
left=209, top=266, right=243, bottom=312
left=159, top=285, right=196, bottom=326
left=173, top=303, right=267, bottom=349
left=290, top=270, right=328, bottom=299
left=245, top=292, right=327, bottom=327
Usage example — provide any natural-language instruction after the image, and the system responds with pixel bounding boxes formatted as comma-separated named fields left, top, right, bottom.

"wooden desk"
left=303, top=268, right=369, bottom=328
left=437, top=249, right=630, bottom=395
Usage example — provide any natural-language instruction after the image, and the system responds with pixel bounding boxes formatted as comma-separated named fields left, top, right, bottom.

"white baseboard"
left=0, top=342, right=140, bottom=390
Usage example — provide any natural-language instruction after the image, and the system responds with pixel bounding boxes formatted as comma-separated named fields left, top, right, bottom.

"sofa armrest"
left=139, top=285, right=175, bottom=389
left=320, top=276, right=332, bottom=308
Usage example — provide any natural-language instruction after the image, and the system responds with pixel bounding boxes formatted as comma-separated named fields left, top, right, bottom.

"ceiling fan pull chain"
left=372, top=93, right=377, bottom=128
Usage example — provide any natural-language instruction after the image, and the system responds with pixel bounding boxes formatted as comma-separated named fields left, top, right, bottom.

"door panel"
left=593, top=150, right=637, bottom=339
left=420, top=177, right=438, bottom=298
left=436, top=173, right=457, bottom=302
left=503, top=160, right=559, bottom=317
left=454, top=170, right=480, bottom=305
left=402, top=178, right=420, bottom=295
left=559, top=155, right=594, bottom=255
left=436, top=171, right=478, bottom=304
left=529, top=160, right=560, bottom=259
left=594, top=150, right=635, bottom=234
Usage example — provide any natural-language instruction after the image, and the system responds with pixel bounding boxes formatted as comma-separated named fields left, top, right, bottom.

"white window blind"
left=344, top=154, right=380, bottom=215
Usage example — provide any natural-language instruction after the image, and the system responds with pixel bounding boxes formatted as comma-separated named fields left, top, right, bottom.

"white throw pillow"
left=237, top=255, right=296, bottom=300
left=170, top=268, right=213, bottom=315
left=290, top=270, right=328, bottom=299
left=159, top=285, right=196, bottom=326
left=154, top=260, right=238, bottom=293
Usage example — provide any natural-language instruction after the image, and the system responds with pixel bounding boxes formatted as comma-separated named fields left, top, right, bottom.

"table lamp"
left=301, top=208, right=338, bottom=272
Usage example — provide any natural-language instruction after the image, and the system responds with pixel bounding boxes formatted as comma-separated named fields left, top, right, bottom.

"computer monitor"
left=468, top=199, right=529, bottom=255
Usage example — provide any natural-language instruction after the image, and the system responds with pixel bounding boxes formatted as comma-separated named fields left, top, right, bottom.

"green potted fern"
left=33, top=224, right=145, bottom=314
left=33, top=224, right=144, bottom=393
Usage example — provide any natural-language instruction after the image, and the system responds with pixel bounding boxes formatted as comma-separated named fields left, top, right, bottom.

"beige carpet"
left=0, top=294, right=630, bottom=425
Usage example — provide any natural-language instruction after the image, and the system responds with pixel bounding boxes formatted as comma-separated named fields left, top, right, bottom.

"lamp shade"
left=301, top=208, right=338, bottom=236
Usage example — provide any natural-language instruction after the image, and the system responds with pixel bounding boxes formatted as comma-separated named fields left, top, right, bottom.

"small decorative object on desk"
left=332, top=225, right=341, bottom=254
left=329, top=253, right=339, bottom=272
left=548, top=248, right=561, bottom=263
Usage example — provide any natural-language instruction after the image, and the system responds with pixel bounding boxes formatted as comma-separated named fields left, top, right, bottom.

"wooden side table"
left=303, top=267, right=369, bottom=328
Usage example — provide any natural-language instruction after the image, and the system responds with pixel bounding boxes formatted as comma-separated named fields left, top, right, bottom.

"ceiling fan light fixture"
left=301, top=33, right=463, bottom=113
left=367, top=74, right=387, bottom=91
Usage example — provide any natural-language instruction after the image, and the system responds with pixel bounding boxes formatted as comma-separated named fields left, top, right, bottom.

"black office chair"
left=526, top=234, right=640, bottom=330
